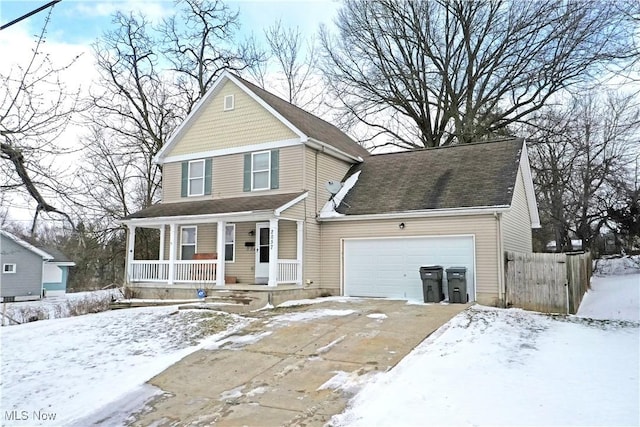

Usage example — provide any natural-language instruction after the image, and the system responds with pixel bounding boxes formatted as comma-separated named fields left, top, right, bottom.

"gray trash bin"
left=446, top=267, right=468, bottom=303
left=419, top=265, right=444, bottom=303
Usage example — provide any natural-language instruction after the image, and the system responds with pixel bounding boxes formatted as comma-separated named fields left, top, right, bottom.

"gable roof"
left=37, top=246, right=74, bottom=264
left=334, top=139, right=534, bottom=217
left=232, top=75, right=370, bottom=160
left=0, top=230, right=53, bottom=260
left=123, top=192, right=307, bottom=221
left=154, top=71, right=369, bottom=164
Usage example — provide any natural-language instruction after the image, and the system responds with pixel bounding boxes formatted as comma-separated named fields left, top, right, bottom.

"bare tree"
left=0, top=7, right=79, bottom=232
left=526, top=91, right=640, bottom=252
left=248, top=20, right=322, bottom=111
left=83, top=11, right=179, bottom=224
left=159, top=0, right=263, bottom=115
left=320, top=0, right=639, bottom=149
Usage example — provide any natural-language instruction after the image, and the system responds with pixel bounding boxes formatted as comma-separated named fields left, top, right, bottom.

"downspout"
left=314, top=149, right=319, bottom=217
left=495, top=212, right=506, bottom=307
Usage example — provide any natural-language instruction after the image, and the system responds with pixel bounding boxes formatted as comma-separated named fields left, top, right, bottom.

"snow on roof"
left=0, top=230, right=53, bottom=260
left=319, top=170, right=361, bottom=218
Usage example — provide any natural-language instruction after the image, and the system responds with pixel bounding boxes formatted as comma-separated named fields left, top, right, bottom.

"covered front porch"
left=126, top=216, right=303, bottom=288
left=120, top=192, right=310, bottom=293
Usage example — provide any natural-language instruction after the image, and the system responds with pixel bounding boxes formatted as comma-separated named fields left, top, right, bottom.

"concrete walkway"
left=130, top=299, right=469, bottom=426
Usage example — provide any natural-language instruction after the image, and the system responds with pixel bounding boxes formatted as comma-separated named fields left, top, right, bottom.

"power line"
left=0, top=0, right=61, bottom=31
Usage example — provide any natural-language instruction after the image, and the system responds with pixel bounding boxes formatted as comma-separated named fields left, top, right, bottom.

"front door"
left=255, top=222, right=270, bottom=284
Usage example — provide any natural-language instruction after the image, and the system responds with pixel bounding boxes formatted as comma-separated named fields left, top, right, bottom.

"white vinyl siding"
left=162, top=145, right=304, bottom=203
left=166, top=80, right=297, bottom=156
left=502, top=168, right=533, bottom=253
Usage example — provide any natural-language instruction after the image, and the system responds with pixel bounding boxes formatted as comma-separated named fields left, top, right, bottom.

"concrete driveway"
left=130, top=299, right=469, bottom=426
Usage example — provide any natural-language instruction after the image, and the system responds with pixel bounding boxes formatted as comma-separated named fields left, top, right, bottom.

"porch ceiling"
left=123, top=192, right=307, bottom=222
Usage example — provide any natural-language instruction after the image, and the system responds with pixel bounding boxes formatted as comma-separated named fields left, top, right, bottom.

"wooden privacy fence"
left=505, top=251, right=592, bottom=314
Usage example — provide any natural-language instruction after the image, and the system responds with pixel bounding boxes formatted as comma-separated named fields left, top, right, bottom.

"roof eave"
left=119, top=209, right=278, bottom=227
left=0, top=230, right=53, bottom=259
left=274, top=192, right=308, bottom=216
left=306, top=138, right=364, bottom=163
left=318, top=205, right=511, bottom=222
left=520, top=141, right=542, bottom=228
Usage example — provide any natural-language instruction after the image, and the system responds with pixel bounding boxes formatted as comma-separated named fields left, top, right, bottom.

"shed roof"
left=124, top=192, right=307, bottom=220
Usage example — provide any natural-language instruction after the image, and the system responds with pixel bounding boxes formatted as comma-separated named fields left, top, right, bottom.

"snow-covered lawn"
left=0, top=306, right=246, bottom=426
left=1, top=260, right=638, bottom=427
left=1, top=289, right=121, bottom=325
left=331, top=273, right=640, bottom=427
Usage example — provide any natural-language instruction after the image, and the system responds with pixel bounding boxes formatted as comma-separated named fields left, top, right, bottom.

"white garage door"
left=344, top=236, right=475, bottom=302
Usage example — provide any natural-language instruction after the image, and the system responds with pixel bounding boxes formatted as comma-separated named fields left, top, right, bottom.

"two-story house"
left=122, top=72, right=540, bottom=307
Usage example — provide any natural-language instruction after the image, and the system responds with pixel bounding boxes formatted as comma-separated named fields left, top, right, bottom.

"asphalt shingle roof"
left=336, top=139, right=524, bottom=215
left=38, top=246, right=73, bottom=263
left=124, top=192, right=306, bottom=220
left=234, top=75, right=370, bottom=160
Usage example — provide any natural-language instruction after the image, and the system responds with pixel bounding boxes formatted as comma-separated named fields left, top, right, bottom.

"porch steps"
left=109, top=299, right=204, bottom=310
left=174, top=292, right=265, bottom=314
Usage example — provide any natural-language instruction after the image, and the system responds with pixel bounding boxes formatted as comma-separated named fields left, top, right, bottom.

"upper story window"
left=224, top=94, right=235, bottom=111
left=188, top=160, right=205, bottom=196
left=243, top=149, right=278, bottom=192
left=181, top=159, right=211, bottom=198
left=3, top=263, right=16, bottom=274
left=251, top=151, right=271, bottom=191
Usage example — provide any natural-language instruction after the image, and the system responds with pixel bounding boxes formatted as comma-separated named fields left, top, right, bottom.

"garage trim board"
left=341, top=235, right=476, bottom=302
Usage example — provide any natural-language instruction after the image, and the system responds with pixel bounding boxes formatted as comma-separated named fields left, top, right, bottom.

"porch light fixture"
left=248, top=230, right=255, bottom=236
left=399, top=222, right=405, bottom=230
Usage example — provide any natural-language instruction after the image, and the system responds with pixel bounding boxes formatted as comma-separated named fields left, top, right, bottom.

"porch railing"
left=131, top=259, right=300, bottom=285
left=277, top=259, right=301, bottom=284
left=174, top=260, right=217, bottom=283
left=130, top=260, right=217, bottom=283
left=131, top=260, right=169, bottom=282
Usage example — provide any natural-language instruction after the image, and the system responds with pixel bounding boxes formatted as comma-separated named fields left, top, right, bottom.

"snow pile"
left=332, top=274, right=639, bottom=427
left=331, top=304, right=639, bottom=427
left=0, top=306, right=244, bottom=426
left=578, top=274, right=639, bottom=322
left=593, top=255, right=640, bottom=276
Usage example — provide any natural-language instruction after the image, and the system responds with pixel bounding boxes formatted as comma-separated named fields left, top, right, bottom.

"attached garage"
left=343, top=235, right=476, bottom=302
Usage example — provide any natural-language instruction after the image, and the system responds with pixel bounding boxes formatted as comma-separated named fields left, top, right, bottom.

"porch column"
left=168, top=223, right=177, bottom=285
left=216, top=221, right=226, bottom=287
left=158, top=226, right=165, bottom=261
left=126, top=225, right=136, bottom=283
left=268, top=218, right=279, bottom=287
left=296, top=220, right=304, bottom=285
